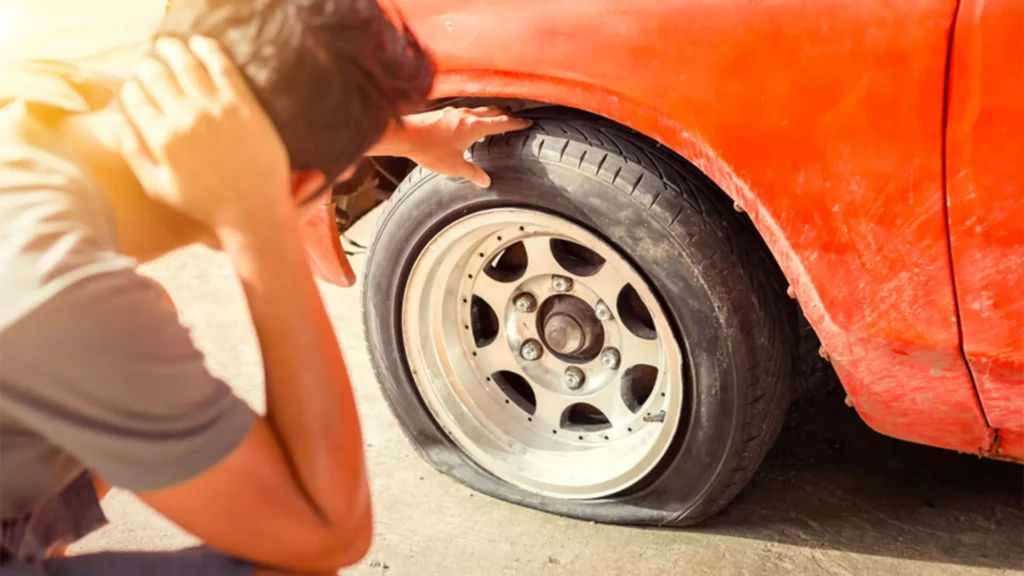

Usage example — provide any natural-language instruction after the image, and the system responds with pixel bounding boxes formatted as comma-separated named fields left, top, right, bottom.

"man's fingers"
left=153, top=36, right=217, bottom=98
left=473, top=115, right=533, bottom=135
left=187, top=35, right=250, bottom=98
left=119, top=118, right=160, bottom=190
left=135, top=56, right=185, bottom=113
left=458, top=161, right=492, bottom=188
left=470, top=106, right=507, bottom=118
left=120, top=121, right=153, bottom=168
left=119, top=80, right=165, bottom=151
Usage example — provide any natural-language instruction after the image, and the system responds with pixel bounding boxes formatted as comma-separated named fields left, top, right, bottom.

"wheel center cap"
left=544, top=313, right=584, bottom=354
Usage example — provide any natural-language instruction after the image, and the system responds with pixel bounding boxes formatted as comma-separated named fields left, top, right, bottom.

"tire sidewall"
left=364, top=154, right=748, bottom=524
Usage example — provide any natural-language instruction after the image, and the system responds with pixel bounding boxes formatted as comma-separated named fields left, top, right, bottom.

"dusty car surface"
left=300, top=0, right=1024, bottom=526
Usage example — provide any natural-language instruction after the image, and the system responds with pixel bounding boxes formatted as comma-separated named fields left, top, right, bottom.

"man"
left=0, top=0, right=530, bottom=573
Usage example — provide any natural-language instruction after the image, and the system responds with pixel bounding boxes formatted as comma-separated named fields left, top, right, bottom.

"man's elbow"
left=304, top=498, right=374, bottom=572
left=324, top=515, right=374, bottom=569
left=242, top=505, right=373, bottom=574
left=257, top=473, right=374, bottom=572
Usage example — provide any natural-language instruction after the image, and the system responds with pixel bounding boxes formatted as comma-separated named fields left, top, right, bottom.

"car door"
left=946, top=0, right=1024, bottom=460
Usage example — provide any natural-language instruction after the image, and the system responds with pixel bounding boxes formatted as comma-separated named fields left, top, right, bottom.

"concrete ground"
left=69, top=209, right=1023, bottom=576
left=5, top=3, right=1022, bottom=573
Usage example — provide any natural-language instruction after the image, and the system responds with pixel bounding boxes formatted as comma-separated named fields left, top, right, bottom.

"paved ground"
left=68, top=209, right=1023, bottom=576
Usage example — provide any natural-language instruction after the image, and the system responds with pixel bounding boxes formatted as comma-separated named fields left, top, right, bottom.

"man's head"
left=159, top=0, right=435, bottom=202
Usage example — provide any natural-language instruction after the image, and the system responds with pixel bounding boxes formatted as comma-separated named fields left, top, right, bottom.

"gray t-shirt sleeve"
left=0, top=268, right=256, bottom=493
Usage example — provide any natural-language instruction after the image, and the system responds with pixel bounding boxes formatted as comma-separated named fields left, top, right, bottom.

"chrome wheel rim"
left=402, top=208, right=685, bottom=499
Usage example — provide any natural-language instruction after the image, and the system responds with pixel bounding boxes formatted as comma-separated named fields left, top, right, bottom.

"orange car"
left=301, top=0, right=1023, bottom=525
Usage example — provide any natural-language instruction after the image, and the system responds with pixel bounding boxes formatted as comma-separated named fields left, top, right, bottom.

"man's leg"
left=45, top=473, right=111, bottom=559
left=2, top=546, right=254, bottom=575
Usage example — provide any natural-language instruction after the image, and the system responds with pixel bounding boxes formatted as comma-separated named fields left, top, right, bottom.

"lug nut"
left=595, top=300, right=613, bottom=321
left=564, top=366, right=585, bottom=390
left=520, top=339, right=543, bottom=361
left=551, top=275, right=574, bottom=293
left=600, top=347, right=621, bottom=370
left=513, top=292, right=537, bottom=313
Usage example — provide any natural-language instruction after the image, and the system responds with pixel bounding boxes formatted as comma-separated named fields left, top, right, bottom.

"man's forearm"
left=218, top=209, right=368, bottom=525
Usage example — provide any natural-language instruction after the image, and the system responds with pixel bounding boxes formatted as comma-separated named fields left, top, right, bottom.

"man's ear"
left=291, top=170, right=327, bottom=203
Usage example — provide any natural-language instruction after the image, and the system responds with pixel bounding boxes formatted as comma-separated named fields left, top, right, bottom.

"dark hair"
left=159, top=0, right=434, bottom=192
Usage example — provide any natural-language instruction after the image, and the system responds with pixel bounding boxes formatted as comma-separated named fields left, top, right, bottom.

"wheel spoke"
left=582, top=382, right=636, bottom=428
left=473, top=340, right=520, bottom=374
left=521, top=236, right=565, bottom=277
left=587, top=263, right=629, bottom=304
left=471, top=273, right=517, bottom=318
left=530, top=385, right=572, bottom=429
left=620, top=331, right=662, bottom=367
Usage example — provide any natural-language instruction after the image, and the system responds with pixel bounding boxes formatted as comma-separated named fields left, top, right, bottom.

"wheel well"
left=349, top=98, right=810, bottom=356
left=424, top=98, right=792, bottom=299
left=445, top=100, right=827, bottom=397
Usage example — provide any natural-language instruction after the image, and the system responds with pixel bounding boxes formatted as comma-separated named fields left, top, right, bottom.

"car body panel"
left=946, top=0, right=1024, bottom=457
left=301, top=202, right=357, bottom=287
left=394, top=0, right=1004, bottom=455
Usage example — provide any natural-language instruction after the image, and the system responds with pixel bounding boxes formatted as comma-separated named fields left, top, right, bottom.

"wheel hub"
left=537, top=295, right=605, bottom=362
left=543, top=314, right=584, bottom=354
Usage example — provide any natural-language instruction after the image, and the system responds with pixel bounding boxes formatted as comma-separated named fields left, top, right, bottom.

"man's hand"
left=371, top=106, right=532, bottom=188
left=119, top=36, right=293, bottom=233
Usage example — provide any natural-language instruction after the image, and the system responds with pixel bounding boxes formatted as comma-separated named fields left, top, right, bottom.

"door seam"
left=940, top=0, right=994, bottom=434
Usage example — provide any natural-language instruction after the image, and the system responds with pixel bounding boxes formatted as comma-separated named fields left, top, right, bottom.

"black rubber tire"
left=362, top=109, right=797, bottom=526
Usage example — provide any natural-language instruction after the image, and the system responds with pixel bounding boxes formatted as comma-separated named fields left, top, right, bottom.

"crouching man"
left=0, top=0, right=529, bottom=573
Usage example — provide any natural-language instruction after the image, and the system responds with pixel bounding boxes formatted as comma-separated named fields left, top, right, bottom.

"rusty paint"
left=986, top=428, right=1024, bottom=463
left=385, top=0, right=1023, bottom=458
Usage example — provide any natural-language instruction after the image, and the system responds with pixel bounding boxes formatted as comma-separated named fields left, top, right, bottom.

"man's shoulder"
left=0, top=59, right=119, bottom=191
left=0, top=99, right=91, bottom=194
left=0, top=86, right=131, bottom=330
left=0, top=59, right=118, bottom=113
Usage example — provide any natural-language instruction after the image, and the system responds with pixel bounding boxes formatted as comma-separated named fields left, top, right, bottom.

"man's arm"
left=138, top=210, right=372, bottom=571
left=116, top=37, right=372, bottom=571
left=2, top=263, right=364, bottom=572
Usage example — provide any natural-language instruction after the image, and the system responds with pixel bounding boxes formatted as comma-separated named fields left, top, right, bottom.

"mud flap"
left=300, top=201, right=356, bottom=287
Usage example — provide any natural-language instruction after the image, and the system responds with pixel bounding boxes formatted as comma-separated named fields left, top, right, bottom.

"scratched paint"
left=389, top=0, right=1006, bottom=456
left=945, top=0, right=1024, bottom=460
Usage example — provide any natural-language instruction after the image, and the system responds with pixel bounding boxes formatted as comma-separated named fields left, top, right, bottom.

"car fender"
left=396, top=0, right=996, bottom=454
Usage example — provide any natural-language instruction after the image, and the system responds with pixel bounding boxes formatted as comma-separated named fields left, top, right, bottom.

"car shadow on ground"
left=698, top=351, right=1024, bottom=571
